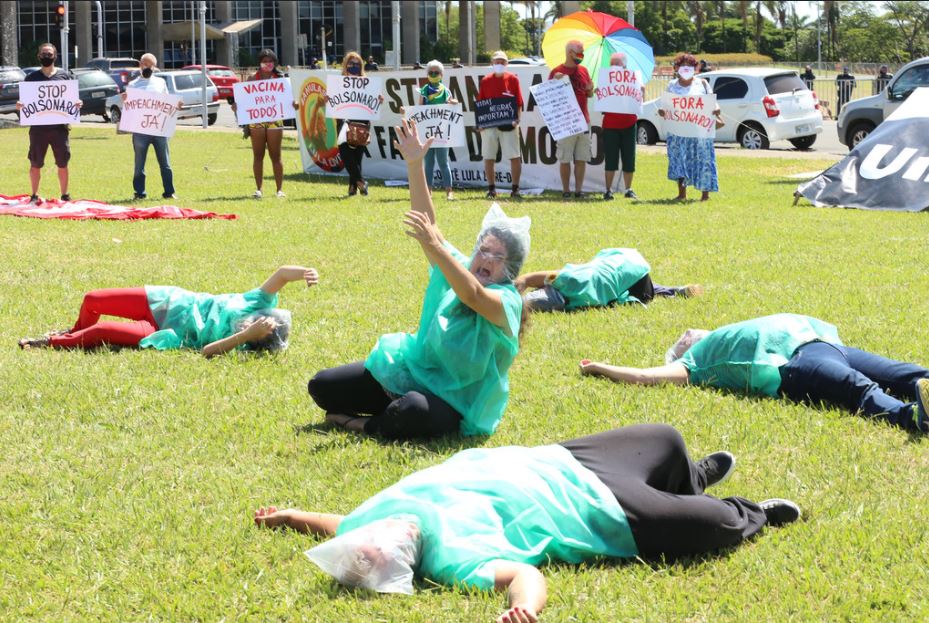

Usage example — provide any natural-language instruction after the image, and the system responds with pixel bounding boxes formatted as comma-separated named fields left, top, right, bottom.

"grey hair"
left=235, top=308, right=292, bottom=352
left=426, top=59, right=444, bottom=73
left=477, top=226, right=528, bottom=283
left=610, top=52, right=627, bottom=66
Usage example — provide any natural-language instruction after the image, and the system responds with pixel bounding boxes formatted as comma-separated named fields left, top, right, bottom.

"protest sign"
left=529, top=79, right=587, bottom=141
left=474, top=97, right=517, bottom=129
left=594, top=69, right=643, bottom=115
left=119, top=88, right=182, bottom=137
left=325, top=75, right=383, bottom=120
left=659, top=92, right=717, bottom=139
left=18, top=80, right=81, bottom=126
left=404, top=104, right=466, bottom=148
left=233, top=78, right=296, bottom=125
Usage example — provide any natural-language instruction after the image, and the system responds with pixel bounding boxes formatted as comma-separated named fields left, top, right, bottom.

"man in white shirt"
left=122, top=53, right=178, bottom=200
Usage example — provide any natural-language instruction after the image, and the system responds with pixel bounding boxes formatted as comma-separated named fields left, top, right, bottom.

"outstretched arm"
left=494, top=561, right=547, bottom=623
left=393, top=118, right=439, bottom=227
left=254, top=506, right=343, bottom=536
left=259, top=265, right=319, bottom=295
left=579, top=360, right=689, bottom=385
left=514, top=271, right=559, bottom=294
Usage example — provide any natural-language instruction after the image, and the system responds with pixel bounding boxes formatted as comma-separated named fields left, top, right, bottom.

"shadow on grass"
left=294, top=421, right=487, bottom=454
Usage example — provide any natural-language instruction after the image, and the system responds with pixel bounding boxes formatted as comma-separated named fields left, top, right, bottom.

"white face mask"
left=492, top=63, right=506, bottom=75
left=677, top=66, right=695, bottom=80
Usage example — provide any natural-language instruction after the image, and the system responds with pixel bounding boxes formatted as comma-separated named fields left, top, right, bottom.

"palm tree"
left=763, top=0, right=788, bottom=29
left=688, top=0, right=709, bottom=51
left=824, top=0, right=839, bottom=60
left=514, top=1, right=542, bottom=56
left=543, top=0, right=566, bottom=24
left=786, top=6, right=813, bottom=62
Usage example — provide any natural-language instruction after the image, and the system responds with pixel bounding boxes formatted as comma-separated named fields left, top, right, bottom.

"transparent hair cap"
left=238, top=308, right=292, bottom=352
left=305, top=519, right=422, bottom=595
left=472, top=202, right=531, bottom=282
left=665, top=329, right=710, bottom=364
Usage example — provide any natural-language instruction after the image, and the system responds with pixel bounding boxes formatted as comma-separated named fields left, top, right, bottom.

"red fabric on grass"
left=0, top=194, right=236, bottom=220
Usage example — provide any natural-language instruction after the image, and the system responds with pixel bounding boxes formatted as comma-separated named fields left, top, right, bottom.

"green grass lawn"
left=2, top=126, right=928, bottom=621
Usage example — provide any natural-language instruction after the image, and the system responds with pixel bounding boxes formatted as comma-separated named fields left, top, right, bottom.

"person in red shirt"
left=549, top=41, right=594, bottom=198
left=477, top=51, right=524, bottom=199
left=601, top=52, right=644, bottom=200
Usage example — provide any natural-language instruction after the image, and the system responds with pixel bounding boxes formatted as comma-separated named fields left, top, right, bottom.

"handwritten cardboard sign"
left=474, top=97, right=518, bottom=129
left=325, top=75, right=383, bottom=120
left=404, top=104, right=466, bottom=148
left=18, top=80, right=81, bottom=126
left=529, top=78, right=587, bottom=141
left=594, top=69, right=644, bottom=115
left=233, top=78, right=296, bottom=125
left=119, top=88, right=182, bottom=137
left=659, top=92, right=717, bottom=139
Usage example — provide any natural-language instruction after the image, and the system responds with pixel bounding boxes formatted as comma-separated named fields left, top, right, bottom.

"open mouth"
left=476, top=267, right=491, bottom=280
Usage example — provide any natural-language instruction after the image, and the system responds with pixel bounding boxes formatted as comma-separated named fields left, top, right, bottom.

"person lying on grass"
left=308, top=118, right=530, bottom=440
left=19, top=265, right=318, bottom=357
left=580, top=313, right=929, bottom=432
left=254, top=423, right=800, bottom=623
left=515, top=247, right=703, bottom=312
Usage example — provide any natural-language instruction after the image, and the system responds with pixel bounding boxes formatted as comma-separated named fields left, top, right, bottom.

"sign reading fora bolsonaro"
left=797, top=87, right=929, bottom=212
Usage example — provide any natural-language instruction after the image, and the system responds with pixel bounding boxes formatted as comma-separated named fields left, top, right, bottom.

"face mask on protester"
left=677, top=66, right=696, bottom=80
left=427, top=73, right=442, bottom=85
left=260, top=61, right=275, bottom=73
left=39, top=54, right=55, bottom=67
left=492, top=63, right=506, bottom=75
left=141, top=67, right=153, bottom=79
left=347, top=64, right=362, bottom=75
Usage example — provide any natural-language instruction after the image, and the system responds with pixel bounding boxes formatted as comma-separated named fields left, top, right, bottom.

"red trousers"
left=49, top=287, right=157, bottom=349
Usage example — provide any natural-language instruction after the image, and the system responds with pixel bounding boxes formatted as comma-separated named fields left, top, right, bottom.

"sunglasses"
left=428, top=71, right=441, bottom=77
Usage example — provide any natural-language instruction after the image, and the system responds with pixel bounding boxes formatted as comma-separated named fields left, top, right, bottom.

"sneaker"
left=760, top=498, right=801, bottom=526
left=29, top=194, right=41, bottom=204
left=603, top=191, right=614, bottom=200
left=562, top=191, right=572, bottom=199
left=133, top=193, right=146, bottom=201
left=253, top=189, right=263, bottom=199
left=446, top=191, right=455, bottom=201
left=60, top=193, right=72, bottom=201
left=914, top=378, right=929, bottom=431
left=359, top=181, right=369, bottom=196
left=680, top=284, right=705, bottom=298
left=573, top=192, right=584, bottom=199
left=276, top=190, right=286, bottom=198
left=162, top=193, right=177, bottom=200
left=486, top=189, right=497, bottom=199
left=697, top=451, right=736, bottom=488
left=510, top=190, right=522, bottom=199
left=624, top=189, right=639, bottom=200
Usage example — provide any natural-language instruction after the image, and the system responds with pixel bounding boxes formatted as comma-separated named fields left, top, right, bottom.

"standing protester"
left=232, top=49, right=288, bottom=199
left=549, top=40, right=595, bottom=199
left=874, top=65, right=893, bottom=94
left=419, top=60, right=459, bottom=201
left=123, top=53, right=177, bottom=200
left=16, top=43, right=82, bottom=204
left=835, top=66, right=856, bottom=117
left=332, top=51, right=383, bottom=197
left=601, top=52, right=643, bottom=200
left=364, top=56, right=379, bottom=72
left=477, top=51, right=524, bottom=199
left=658, top=53, right=721, bottom=202
left=801, top=65, right=816, bottom=91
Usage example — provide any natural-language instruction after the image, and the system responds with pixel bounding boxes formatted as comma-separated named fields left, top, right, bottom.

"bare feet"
left=325, top=412, right=368, bottom=432
left=254, top=506, right=292, bottom=529
left=681, top=284, right=705, bottom=298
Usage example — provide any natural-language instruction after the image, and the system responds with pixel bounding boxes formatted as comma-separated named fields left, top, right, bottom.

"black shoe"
left=133, top=193, right=146, bottom=200
left=573, top=192, right=584, bottom=199
left=760, top=498, right=801, bottom=526
left=603, top=191, right=614, bottom=200
left=624, top=189, right=639, bottom=200
left=29, top=194, right=41, bottom=204
left=359, top=181, right=369, bottom=196
left=562, top=191, right=572, bottom=198
left=486, top=188, right=497, bottom=199
left=162, top=193, right=177, bottom=199
left=510, top=189, right=522, bottom=199
left=347, top=184, right=357, bottom=197
left=697, top=451, right=735, bottom=488
left=60, top=193, right=71, bottom=201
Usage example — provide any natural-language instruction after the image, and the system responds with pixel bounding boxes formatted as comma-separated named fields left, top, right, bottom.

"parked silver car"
left=106, top=70, right=220, bottom=125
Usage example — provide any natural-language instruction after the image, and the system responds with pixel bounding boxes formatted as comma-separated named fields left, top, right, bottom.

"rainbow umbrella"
left=542, top=10, right=654, bottom=84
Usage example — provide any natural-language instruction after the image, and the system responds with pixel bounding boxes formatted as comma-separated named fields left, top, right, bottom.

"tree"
left=884, top=0, right=929, bottom=61
left=786, top=7, right=813, bottom=62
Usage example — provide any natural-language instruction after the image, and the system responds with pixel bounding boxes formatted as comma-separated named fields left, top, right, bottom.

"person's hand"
left=321, top=94, right=329, bottom=104
left=658, top=109, right=666, bottom=118
left=399, top=105, right=406, bottom=115
left=579, top=359, right=603, bottom=376
left=378, top=94, right=385, bottom=103
left=231, top=102, right=237, bottom=112
left=392, top=117, right=433, bottom=163
left=552, top=72, right=564, bottom=80
left=448, top=98, right=459, bottom=105
left=75, top=99, right=83, bottom=109
left=242, top=316, right=276, bottom=341
left=514, top=276, right=527, bottom=293
left=713, top=109, right=722, bottom=118
left=176, top=100, right=184, bottom=110
left=15, top=101, right=22, bottom=111
left=304, top=268, right=319, bottom=287
left=292, top=101, right=299, bottom=110
left=254, top=506, right=293, bottom=529
left=496, top=605, right=538, bottom=623
left=511, top=120, right=518, bottom=128
left=403, top=209, right=443, bottom=250
left=120, top=92, right=128, bottom=101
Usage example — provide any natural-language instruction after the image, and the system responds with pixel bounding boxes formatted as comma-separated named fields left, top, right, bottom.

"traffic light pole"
left=60, top=1, right=70, bottom=71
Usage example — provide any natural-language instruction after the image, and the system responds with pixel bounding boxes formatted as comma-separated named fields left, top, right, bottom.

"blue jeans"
left=779, top=341, right=929, bottom=431
left=423, top=146, right=451, bottom=189
left=132, top=134, right=174, bottom=197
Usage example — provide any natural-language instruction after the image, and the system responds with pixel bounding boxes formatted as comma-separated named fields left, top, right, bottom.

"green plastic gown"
left=364, top=243, right=523, bottom=436
left=551, top=248, right=651, bottom=310
left=336, top=444, right=638, bottom=590
left=138, top=286, right=278, bottom=350
left=679, top=313, right=842, bottom=397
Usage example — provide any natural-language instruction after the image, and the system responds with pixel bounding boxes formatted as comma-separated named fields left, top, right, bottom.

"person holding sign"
left=17, top=43, right=82, bottom=204
left=18, top=265, right=319, bottom=356
left=122, top=53, right=178, bottom=200
left=516, top=248, right=702, bottom=313
left=657, top=53, right=721, bottom=202
left=548, top=40, right=595, bottom=199
left=231, top=49, right=290, bottom=199
left=477, top=51, right=524, bottom=200
left=579, top=314, right=929, bottom=433
left=600, top=53, right=644, bottom=201
left=254, top=423, right=799, bottom=622
left=308, top=119, right=530, bottom=440
left=418, top=60, right=459, bottom=201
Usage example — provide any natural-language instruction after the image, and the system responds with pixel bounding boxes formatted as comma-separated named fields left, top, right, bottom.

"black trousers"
left=307, top=361, right=462, bottom=439
left=338, top=143, right=365, bottom=186
left=627, top=274, right=685, bottom=304
left=561, top=424, right=767, bottom=558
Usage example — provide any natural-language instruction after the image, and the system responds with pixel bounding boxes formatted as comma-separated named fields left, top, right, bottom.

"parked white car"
left=636, top=68, right=823, bottom=150
left=106, top=70, right=221, bottom=126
